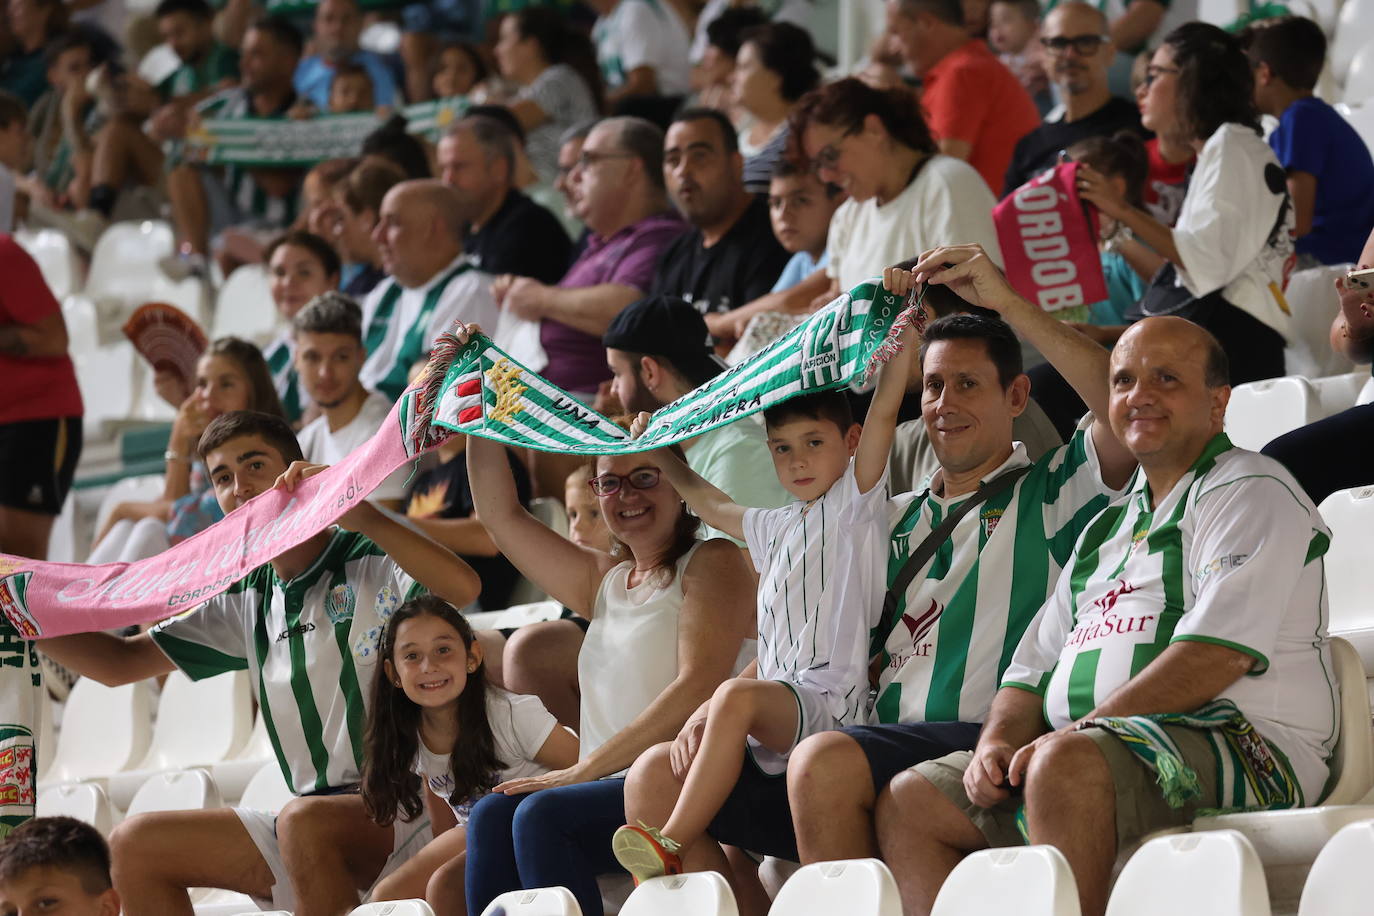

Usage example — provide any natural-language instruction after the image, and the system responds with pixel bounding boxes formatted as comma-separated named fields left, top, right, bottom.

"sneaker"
left=611, top=823, right=683, bottom=884
left=158, top=246, right=208, bottom=282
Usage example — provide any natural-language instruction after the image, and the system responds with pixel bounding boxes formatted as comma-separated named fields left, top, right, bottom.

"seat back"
left=1282, top=264, right=1357, bottom=379
left=1320, top=487, right=1374, bottom=632
left=85, top=221, right=208, bottom=325
left=1332, top=0, right=1374, bottom=83
left=1105, top=830, right=1271, bottom=916
left=1297, top=818, right=1374, bottom=915
left=76, top=343, right=143, bottom=435
left=479, top=887, right=582, bottom=916
left=1318, top=638, right=1374, bottom=804
left=45, top=678, right=154, bottom=784
left=124, top=768, right=223, bottom=818
left=1224, top=376, right=1320, bottom=451
left=620, top=872, right=739, bottom=916
left=212, top=264, right=280, bottom=345
left=239, top=761, right=295, bottom=813
left=35, top=781, right=114, bottom=835
left=1311, top=371, right=1369, bottom=419
left=15, top=227, right=81, bottom=299
left=932, top=845, right=1081, bottom=916
left=768, top=859, right=901, bottom=916
left=140, top=671, right=254, bottom=772
left=1346, top=43, right=1374, bottom=104
left=349, top=902, right=438, bottom=915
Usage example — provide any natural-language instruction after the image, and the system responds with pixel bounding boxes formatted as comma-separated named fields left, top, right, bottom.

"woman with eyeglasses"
left=1076, top=22, right=1295, bottom=385
left=791, top=77, right=1002, bottom=306
left=461, top=338, right=754, bottom=916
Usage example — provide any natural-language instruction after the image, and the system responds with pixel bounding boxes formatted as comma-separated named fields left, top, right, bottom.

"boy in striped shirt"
left=37, top=410, right=480, bottom=913
left=611, top=320, right=919, bottom=881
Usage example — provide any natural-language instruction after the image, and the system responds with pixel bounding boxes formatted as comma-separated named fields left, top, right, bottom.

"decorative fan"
left=122, top=302, right=209, bottom=393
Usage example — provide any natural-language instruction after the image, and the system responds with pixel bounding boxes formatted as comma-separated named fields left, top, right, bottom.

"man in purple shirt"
left=493, top=116, right=687, bottom=398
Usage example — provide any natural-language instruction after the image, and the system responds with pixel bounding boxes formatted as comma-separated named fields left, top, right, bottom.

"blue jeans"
left=465, top=778, right=628, bottom=916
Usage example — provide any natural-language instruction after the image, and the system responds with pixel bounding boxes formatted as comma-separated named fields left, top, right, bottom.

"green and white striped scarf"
left=401, top=279, right=923, bottom=456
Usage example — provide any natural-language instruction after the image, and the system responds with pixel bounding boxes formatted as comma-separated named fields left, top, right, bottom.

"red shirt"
left=922, top=39, right=1042, bottom=194
left=0, top=234, right=83, bottom=424
left=1143, top=137, right=1193, bottom=227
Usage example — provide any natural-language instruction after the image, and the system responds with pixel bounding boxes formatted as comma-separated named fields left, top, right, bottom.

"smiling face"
left=383, top=612, right=480, bottom=711
left=1108, top=318, right=1228, bottom=473
left=193, top=353, right=253, bottom=420
left=765, top=416, right=861, bottom=502
left=269, top=243, right=336, bottom=321
left=801, top=115, right=884, bottom=203
left=0, top=866, right=119, bottom=916
left=204, top=434, right=289, bottom=514
left=433, top=46, right=479, bottom=98
left=920, top=338, right=1026, bottom=477
left=592, top=453, right=683, bottom=553
left=294, top=330, right=364, bottom=409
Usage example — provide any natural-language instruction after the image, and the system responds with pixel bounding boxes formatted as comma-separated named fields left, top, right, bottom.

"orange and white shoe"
left=612, top=823, right=683, bottom=884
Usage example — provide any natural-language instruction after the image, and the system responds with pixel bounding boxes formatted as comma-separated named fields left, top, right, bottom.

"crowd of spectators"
left=3, top=1, right=1374, bottom=915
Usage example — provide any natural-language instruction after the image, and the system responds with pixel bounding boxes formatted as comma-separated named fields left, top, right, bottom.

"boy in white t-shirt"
left=611, top=321, right=920, bottom=881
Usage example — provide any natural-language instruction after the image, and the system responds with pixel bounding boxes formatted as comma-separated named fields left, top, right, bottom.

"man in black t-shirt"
left=650, top=107, right=790, bottom=317
left=1001, top=2, right=1146, bottom=197
left=439, top=114, right=571, bottom=284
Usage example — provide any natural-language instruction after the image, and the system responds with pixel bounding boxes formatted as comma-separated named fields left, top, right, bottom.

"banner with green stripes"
left=183, top=97, right=472, bottom=167
left=417, top=279, right=923, bottom=455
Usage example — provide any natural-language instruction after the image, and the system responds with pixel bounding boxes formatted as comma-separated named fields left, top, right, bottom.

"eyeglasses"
left=575, top=150, right=637, bottom=171
left=1039, top=34, right=1110, bottom=55
left=588, top=467, right=662, bottom=497
left=810, top=128, right=856, bottom=175
left=1140, top=65, right=1181, bottom=88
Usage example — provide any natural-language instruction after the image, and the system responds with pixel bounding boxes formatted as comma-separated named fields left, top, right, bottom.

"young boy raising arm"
left=612, top=319, right=920, bottom=880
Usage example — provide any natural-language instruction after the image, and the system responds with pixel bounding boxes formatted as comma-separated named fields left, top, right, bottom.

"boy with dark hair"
left=1240, top=15, right=1374, bottom=266
left=328, top=60, right=374, bottom=113
left=37, top=410, right=481, bottom=913
left=612, top=313, right=918, bottom=880
left=0, top=816, right=119, bottom=915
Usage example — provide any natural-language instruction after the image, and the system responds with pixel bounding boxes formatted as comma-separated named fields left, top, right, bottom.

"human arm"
left=963, top=686, right=1049, bottom=806
left=669, top=657, right=759, bottom=778
left=1108, top=0, right=1165, bottom=52
left=904, top=245, right=1137, bottom=489
left=35, top=631, right=177, bottom=687
left=607, top=66, right=659, bottom=106
left=499, top=277, right=642, bottom=338
left=215, top=0, right=256, bottom=50
left=1076, top=163, right=1182, bottom=265
left=0, top=309, right=69, bottom=358
left=507, top=98, right=551, bottom=134
left=1286, top=171, right=1316, bottom=239
left=408, top=517, right=501, bottom=557
left=860, top=288, right=919, bottom=495
left=629, top=412, right=747, bottom=540
left=532, top=724, right=580, bottom=770
left=1330, top=276, right=1374, bottom=363
left=704, top=268, right=833, bottom=341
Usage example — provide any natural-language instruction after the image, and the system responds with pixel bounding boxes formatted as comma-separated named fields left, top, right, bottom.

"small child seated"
left=432, top=42, right=486, bottom=100
left=611, top=322, right=919, bottom=881
left=1239, top=15, right=1374, bottom=267
left=1066, top=131, right=1149, bottom=334
left=329, top=60, right=375, bottom=114
left=988, top=0, right=1049, bottom=114
left=0, top=817, right=120, bottom=916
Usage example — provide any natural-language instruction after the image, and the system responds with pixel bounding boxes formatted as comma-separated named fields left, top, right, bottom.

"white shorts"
left=234, top=805, right=434, bottom=910
left=747, top=680, right=841, bottom=776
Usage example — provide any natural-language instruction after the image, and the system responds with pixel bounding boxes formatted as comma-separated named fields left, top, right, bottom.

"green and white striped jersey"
left=591, top=0, right=691, bottom=95
left=150, top=529, right=422, bottom=795
left=359, top=258, right=499, bottom=402
left=263, top=333, right=304, bottom=424
left=874, top=426, right=1116, bottom=725
left=1002, top=435, right=1337, bottom=805
left=191, top=87, right=300, bottom=227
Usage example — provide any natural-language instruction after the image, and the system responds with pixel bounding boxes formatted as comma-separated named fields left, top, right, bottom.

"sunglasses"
left=589, top=467, right=662, bottom=497
left=1039, top=34, right=1109, bottom=55
left=1140, top=65, right=1181, bottom=89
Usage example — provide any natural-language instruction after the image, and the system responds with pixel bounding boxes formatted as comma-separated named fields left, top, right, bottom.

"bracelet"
left=164, top=450, right=189, bottom=463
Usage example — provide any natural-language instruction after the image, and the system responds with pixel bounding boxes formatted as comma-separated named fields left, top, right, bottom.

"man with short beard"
left=293, top=0, right=397, bottom=110
left=1001, top=1, right=1145, bottom=196
left=651, top=107, right=790, bottom=318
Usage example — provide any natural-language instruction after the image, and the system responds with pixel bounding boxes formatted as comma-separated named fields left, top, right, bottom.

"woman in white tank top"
left=462, top=433, right=755, bottom=916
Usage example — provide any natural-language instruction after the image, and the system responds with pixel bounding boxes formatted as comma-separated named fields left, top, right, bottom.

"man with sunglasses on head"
left=603, top=294, right=789, bottom=546
left=1001, top=2, right=1147, bottom=196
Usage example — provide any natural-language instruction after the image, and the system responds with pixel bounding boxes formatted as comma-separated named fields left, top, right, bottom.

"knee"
left=1025, top=733, right=1108, bottom=796
left=710, top=677, right=761, bottom=715
left=108, top=811, right=175, bottom=876
left=625, top=742, right=678, bottom=792
left=788, top=731, right=866, bottom=798
left=504, top=622, right=581, bottom=681
left=466, top=790, right=521, bottom=845
left=274, top=795, right=336, bottom=848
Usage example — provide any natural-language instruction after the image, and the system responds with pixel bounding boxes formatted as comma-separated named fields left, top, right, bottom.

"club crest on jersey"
left=980, top=507, right=1003, bottom=538
left=325, top=584, right=356, bottom=625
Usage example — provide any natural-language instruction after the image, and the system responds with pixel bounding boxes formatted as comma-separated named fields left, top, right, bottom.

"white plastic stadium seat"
left=61, top=294, right=99, bottom=356
left=1283, top=263, right=1357, bottom=378
left=123, top=767, right=223, bottom=818
left=1322, top=488, right=1374, bottom=638
left=1345, top=43, right=1374, bottom=105
left=107, top=670, right=254, bottom=809
left=932, top=845, right=1081, bottom=916
left=212, top=713, right=277, bottom=804
left=136, top=42, right=181, bottom=85
left=85, top=220, right=209, bottom=325
left=40, top=677, right=155, bottom=787
left=1224, top=376, right=1320, bottom=451
left=1332, top=0, right=1374, bottom=87
left=1311, top=371, right=1369, bottom=418
left=1297, top=819, right=1374, bottom=914
left=75, top=342, right=142, bottom=435
left=620, top=873, right=739, bottom=916
left=767, top=859, right=901, bottom=916
left=237, top=761, right=294, bottom=813
left=351, top=901, right=438, bottom=915
left=479, top=887, right=581, bottom=916
left=15, top=227, right=81, bottom=299
left=92, top=473, right=165, bottom=540
left=35, top=692, right=55, bottom=784
left=35, top=781, right=114, bottom=835
left=1358, top=377, right=1374, bottom=407
left=212, top=264, right=279, bottom=346
left=1105, top=830, right=1270, bottom=916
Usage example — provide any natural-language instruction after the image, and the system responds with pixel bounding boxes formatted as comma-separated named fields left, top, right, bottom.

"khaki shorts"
left=915, top=725, right=1222, bottom=851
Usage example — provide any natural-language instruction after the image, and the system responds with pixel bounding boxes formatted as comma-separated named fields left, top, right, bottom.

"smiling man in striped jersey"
left=879, top=245, right=1337, bottom=916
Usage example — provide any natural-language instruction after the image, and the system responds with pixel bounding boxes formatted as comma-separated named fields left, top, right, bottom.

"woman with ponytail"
left=791, top=77, right=1002, bottom=297
left=364, top=596, right=578, bottom=914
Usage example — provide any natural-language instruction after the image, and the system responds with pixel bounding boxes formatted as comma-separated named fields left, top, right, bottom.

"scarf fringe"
left=862, top=285, right=928, bottom=386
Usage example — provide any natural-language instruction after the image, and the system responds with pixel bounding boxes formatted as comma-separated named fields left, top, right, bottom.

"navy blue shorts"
left=706, top=721, right=983, bottom=862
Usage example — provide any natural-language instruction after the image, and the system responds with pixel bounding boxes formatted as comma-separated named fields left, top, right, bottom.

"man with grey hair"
left=438, top=114, right=571, bottom=284
left=1001, top=0, right=1145, bottom=195
left=494, top=115, right=686, bottom=399
left=359, top=179, right=500, bottom=401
